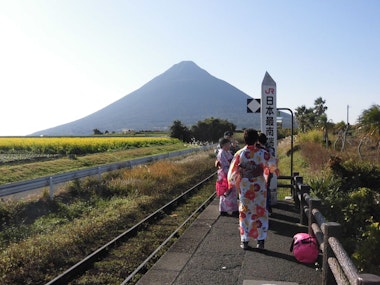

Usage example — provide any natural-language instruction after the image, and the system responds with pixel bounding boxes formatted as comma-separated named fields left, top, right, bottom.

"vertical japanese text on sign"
left=261, top=72, right=277, bottom=154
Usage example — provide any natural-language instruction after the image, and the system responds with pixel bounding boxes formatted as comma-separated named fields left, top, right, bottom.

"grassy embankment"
left=0, top=147, right=217, bottom=284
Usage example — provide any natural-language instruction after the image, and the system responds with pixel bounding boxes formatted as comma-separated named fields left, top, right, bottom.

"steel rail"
left=45, top=172, right=216, bottom=285
left=121, top=189, right=216, bottom=284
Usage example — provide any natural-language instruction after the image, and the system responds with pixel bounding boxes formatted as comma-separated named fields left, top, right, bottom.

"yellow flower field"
left=0, top=137, right=179, bottom=155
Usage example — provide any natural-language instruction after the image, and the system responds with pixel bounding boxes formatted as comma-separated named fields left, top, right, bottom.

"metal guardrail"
left=293, top=174, right=380, bottom=285
left=0, top=146, right=213, bottom=198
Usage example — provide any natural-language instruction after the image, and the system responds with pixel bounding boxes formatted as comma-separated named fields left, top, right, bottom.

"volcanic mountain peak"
left=30, top=61, right=292, bottom=136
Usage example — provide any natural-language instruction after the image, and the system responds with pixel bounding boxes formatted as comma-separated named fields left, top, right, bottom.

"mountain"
left=30, top=61, right=293, bottom=136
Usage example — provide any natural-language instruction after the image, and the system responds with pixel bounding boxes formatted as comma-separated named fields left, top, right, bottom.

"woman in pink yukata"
left=227, top=129, right=279, bottom=250
left=216, top=138, right=238, bottom=216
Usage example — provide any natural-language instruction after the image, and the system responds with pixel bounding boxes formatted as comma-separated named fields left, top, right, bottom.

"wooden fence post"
left=299, top=184, right=310, bottom=225
left=322, top=222, right=341, bottom=285
left=291, top=172, right=299, bottom=203
left=294, top=175, right=303, bottom=209
left=357, top=273, right=380, bottom=285
left=308, top=198, right=321, bottom=236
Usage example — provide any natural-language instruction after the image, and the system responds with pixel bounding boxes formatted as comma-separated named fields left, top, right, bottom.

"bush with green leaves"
left=298, top=129, right=324, bottom=144
left=353, top=222, right=380, bottom=274
left=309, top=158, right=380, bottom=275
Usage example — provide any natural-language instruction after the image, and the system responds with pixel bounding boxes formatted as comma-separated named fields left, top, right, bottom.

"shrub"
left=309, top=158, right=380, bottom=274
left=352, top=222, right=380, bottom=275
left=298, top=129, right=324, bottom=144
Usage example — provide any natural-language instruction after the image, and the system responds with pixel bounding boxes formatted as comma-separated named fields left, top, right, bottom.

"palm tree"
left=357, top=104, right=380, bottom=158
left=313, top=97, right=328, bottom=128
left=358, top=104, right=380, bottom=135
left=295, top=105, right=315, bottom=132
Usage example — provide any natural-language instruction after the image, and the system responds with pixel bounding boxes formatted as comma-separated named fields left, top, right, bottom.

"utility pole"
left=347, top=105, right=349, bottom=124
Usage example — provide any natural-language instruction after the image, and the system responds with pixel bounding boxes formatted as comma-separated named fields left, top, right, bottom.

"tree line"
left=169, top=117, right=236, bottom=143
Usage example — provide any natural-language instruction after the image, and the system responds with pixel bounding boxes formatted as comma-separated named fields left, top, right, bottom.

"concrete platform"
left=136, top=199, right=322, bottom=285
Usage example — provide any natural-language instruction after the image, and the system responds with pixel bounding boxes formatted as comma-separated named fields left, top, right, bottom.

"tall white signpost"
left=261, top=72, right=278, bottom=205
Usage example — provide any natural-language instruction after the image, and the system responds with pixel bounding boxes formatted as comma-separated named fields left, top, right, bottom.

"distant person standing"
left=215, top=138, right=238, bottom=216
left=215, top=131, right=234, bottom=156
left=229, top=138, right=239, bottom=155
left=223, top=131, right=233, bottom=141
left=228, top=129, right=279, bottom=250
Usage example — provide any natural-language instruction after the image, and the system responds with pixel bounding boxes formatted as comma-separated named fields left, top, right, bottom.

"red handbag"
left=216, top=177, right=228, bottom=196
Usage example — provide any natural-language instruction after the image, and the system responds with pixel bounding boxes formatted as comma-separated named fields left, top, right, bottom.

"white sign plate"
left=247, top=98, right=261, bottom=113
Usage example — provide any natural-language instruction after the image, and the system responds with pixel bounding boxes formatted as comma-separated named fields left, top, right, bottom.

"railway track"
left=45, top=173, right=217, bottom=285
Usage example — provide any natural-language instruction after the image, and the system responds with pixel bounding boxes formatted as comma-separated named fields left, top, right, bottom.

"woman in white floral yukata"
left=227, top=128, right=279, bottom=250
left=215, top=138, right=238, bottom=216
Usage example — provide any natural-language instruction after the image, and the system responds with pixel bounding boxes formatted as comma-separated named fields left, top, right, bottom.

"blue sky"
left=0, top=1, right=379, bottom=136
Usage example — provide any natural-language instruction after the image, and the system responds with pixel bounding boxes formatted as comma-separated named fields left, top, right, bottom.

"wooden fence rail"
left=293, top=174, right=380, bottom=285
left=0, top=146, right=212, bottom=199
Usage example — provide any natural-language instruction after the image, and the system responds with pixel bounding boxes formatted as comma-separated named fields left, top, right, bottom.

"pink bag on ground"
left=290, top=233, right=319, bottom=264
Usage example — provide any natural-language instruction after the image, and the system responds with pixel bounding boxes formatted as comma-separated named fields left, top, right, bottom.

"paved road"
left=137, top=198, right=322, bottom=285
